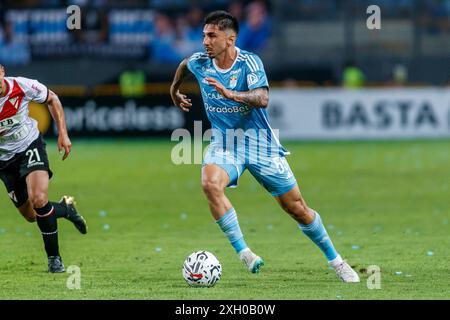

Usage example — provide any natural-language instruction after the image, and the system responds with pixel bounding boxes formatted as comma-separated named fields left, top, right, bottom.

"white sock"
left=238, top=247, right=251, bottom=259
left=328, top=254, right=343, bottom=268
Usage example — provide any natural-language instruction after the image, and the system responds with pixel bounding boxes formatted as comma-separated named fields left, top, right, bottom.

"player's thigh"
left=19, top=134, right=53, bottom=181
left=203, top=144, right=245, bottom=188
left=20, top=136, right=53, bottom=202
left=247, top=155, right=297, bottom=197
left=25, top=170, right=49, bottom=205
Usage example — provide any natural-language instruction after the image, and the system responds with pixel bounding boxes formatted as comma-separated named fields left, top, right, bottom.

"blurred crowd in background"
left=150, top=1, right=271, bottom=63
left=0, top=0, right=449, bottom=87
left=0, top=0, right=272, bottom=65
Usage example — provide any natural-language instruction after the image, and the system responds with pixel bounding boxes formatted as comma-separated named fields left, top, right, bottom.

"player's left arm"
left=227, top=87, right=268, bottom=108
left=205, top=77, right=268, bottom=108
left=46, top=90, right=72, bottom=161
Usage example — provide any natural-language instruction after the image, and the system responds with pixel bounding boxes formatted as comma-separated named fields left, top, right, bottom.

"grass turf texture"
left=0, top=139, right=448, bottom=299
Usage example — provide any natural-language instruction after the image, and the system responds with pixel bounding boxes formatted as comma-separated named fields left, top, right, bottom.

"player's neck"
left=214, top=47, right=238, bottom=70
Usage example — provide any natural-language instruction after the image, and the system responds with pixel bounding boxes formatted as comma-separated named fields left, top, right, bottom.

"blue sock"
left=216, top=208, right=248, bottom=254
left=299, top=211, right=338, bottom=261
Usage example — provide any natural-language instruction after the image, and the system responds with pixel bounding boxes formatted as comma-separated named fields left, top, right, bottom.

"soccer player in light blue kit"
left=170, top=11, right=359, bottom=282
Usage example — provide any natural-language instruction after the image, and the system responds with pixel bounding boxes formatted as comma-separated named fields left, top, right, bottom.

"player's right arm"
left=170, top=58, right=192, bottom=112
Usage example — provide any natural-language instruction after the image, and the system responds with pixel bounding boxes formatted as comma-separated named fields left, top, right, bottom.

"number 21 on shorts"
left=26, top=148, right=41, bottom=165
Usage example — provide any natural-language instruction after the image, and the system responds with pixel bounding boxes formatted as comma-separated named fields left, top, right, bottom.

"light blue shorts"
left=203, top=144, right=297, bottom=197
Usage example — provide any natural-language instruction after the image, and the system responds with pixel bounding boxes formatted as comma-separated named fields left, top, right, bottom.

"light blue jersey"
left=187, top=47, right=296, bottom=196
left=187, top=47, right=289, bottom=158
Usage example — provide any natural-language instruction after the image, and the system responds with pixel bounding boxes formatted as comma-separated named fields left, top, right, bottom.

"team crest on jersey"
left=229, top=75, right=238, bottom=89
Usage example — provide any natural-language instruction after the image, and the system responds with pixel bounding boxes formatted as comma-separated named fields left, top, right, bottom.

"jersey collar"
left=212, top=47, right=241, bottom=74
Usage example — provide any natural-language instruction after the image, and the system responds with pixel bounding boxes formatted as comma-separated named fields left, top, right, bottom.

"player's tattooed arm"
left=229, top=88, right=269, bottom=108
left=46, top=90, right=72, bottom=160
left=205, top=77, right=269, bottom=108
left=170, top=58, right=192, bottom=112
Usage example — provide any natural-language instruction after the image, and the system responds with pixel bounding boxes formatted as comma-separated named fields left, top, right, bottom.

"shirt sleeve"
left=186, top=56, right=194, bottom=73
left=244, top=54, right=269, bottom=90
left=186, top=52, right=209, bottom=78
left=17, top=77, right=49, bottom=103
left=186, top=52, right=203, bottom=74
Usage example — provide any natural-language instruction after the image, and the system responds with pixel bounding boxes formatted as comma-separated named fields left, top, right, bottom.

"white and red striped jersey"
left=0, top=76, right=48, bottom=161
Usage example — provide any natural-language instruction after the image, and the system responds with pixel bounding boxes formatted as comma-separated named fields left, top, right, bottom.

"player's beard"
left=205, top=48, right=215, bottom=58
left=205, top=41, right=228, bottom=58
left=208, top=47, right=226, bottom=60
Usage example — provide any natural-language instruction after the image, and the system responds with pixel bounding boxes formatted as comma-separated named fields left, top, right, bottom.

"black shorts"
left=0, top=135, right=53, bottom=208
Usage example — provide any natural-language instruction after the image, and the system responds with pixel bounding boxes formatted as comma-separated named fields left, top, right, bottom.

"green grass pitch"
left=0, top=139, right=448, bottom=299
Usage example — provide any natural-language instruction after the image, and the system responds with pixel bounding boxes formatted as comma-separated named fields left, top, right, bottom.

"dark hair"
left=204, top=10, right=239, bottom=34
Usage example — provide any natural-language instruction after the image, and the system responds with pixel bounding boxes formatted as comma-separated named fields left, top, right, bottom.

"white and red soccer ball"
left=182, top=251, right=222, bottom=287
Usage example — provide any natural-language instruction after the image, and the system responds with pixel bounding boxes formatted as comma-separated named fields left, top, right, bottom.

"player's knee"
left=282, top=200, right=309, bottom=217
left=202, top=178, right=224, bottom=198
left=294, top=203, right=314, bottom=224
left=29, top=192, right=48, bottom=209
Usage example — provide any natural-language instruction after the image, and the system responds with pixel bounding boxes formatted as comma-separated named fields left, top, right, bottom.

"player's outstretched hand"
left=58, top=134, right=72, bottom=161
left=205, top=77, right=234, bottom=100
left=173, top=91, right=192, bottom=112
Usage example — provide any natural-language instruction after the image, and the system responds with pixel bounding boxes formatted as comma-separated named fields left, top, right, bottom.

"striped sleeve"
left=187, top=52, right=208, bottom=73
left=240, top=53, right=269, bottom=90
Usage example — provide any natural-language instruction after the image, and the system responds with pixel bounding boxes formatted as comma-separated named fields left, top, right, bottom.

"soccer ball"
left=182, top=251, right=222, bottom=287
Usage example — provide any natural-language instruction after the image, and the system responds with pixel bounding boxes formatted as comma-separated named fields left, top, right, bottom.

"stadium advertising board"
left=37, top=89, right=450, bottom=140
left=269, top=88, right=450, bottom=140
left=44, top=94, right=208, bottom=137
